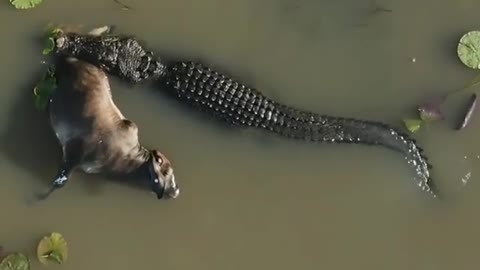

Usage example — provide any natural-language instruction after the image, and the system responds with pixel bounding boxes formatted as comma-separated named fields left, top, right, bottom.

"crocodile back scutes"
left=161, top=61, right=436, bottom=196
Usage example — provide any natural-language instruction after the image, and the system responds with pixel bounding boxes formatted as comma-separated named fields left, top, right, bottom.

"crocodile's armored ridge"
left=52, top=31, right=438, bottom=197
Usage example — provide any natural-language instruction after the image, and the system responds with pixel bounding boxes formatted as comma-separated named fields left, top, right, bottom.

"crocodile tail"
left=161, top=61, right=436, bottom=197
left=275, top=106, right=436, bottom=196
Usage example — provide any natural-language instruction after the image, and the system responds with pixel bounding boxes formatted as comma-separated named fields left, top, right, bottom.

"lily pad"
left=403, top=118, right=422, bottom=133
left=33, top=66, right=57, bottom=111
left=0, top=253, right=30, bottom=270
left=37, top=232, right=68, bottom=265
left=457, top=31, right=480, bottom=69
left=9, top=0, right=43, bottom=9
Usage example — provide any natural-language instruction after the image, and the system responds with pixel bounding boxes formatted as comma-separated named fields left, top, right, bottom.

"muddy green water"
left=1, top=0, right=480, bottom=269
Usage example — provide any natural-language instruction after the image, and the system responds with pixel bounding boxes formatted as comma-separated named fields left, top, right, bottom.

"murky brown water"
left=1, top=0, right=480, bottom=269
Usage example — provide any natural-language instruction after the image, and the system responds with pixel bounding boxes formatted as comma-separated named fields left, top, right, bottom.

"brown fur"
left=36, top=56, right=179, bottom=201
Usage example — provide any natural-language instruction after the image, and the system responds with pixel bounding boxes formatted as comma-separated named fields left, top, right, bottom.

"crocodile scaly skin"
left=53, top=32, right=437, bottom=197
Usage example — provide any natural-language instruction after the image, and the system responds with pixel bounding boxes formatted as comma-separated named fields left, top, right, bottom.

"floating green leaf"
left=458, top=31, right=480, bottom=69
left=41, top=26, right=63, bottom=55
left=403, top=118, right=423, bottom=133
left=0, top=253, right=30, bottom=270
left=33, top=66, right=57, bottom=111
left=9, top=0, right=43, bottom=9
left=46, top=27, right=63, bottom=40
left=37, top=232, right=68, bottom=265
left=42, top=37, right=55, bottom=55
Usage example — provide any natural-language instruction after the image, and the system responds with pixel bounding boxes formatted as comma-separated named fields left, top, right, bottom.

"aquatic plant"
left=402, top=118, right=423, bottom=133
left=403, top=30, right=480, bottom=133
left=42, top=27, right=63, bottom=55
left=32, top=65, right=57, bottom=112
left=32, top=24, right=116, bottom=112
left=0, top=253, right=30, bottom=270
left=458, top=31, right=480, bottom=69
left=0, top=233, right=68, bottom=269
left=8, top=0, right=43, bottom=9
left=9, top=0, right=132, bottom=10
left=37, top=232, right=68, bottom=265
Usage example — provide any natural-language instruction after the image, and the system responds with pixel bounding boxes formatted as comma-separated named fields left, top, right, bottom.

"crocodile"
left=50, top=31, right=438, bottom=197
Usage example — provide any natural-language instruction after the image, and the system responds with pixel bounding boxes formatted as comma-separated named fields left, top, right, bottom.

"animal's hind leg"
left=36, top=138, right=84, bottom=201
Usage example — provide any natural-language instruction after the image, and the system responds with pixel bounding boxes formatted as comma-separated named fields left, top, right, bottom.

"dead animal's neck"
left=112, top=143, right=151, bottom=174
left=132, top=144, right=152, bottom=169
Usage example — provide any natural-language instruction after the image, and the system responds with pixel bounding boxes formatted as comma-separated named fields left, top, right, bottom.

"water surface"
left=1, top=0, right=480, bottom=269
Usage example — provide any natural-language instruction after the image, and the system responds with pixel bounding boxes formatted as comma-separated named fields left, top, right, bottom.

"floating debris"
left=418, top=102, right=444, bottom=122
left=457, top=93, right=477, bottom=130
left=88, top=25, right=114, bottom=36
left=113, top=0, right=132, bottom=10
left=461, top=172, right=472, bottom=186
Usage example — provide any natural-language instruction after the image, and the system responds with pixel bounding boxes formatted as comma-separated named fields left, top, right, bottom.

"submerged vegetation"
left=31, top=25, right=114, bottom=112
left=403, top=30, right=480, bottom=133
left=0, top=233, right=68, bottom=270
left=32, top=65, right=56, bottom=112
left=457, top=31, right=480, bottom=69
left=31, top=26, right=67, bottom=112
left=42, top=27, right=63, bottom=55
